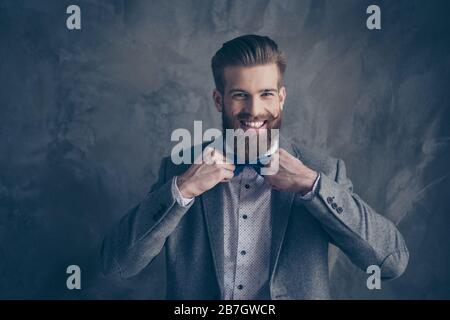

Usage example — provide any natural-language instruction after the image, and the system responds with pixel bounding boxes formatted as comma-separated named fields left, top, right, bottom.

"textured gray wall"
left=0, top=0, right=449, bottom=299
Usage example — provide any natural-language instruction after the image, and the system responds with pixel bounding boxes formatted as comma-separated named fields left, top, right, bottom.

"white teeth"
left=243, top=121, right=265, bottom=128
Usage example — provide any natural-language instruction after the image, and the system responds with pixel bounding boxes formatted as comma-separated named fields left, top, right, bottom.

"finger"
left=260, top=152, right=280, bottom=176
left=203, top=146, right=215, bottom=165
left=211, top=149, right=228, bottom=164
left=217, top=162, right=235, bottom=171
left=204, top=147, right=227, bottom=165
left=220, top=168, right=235, bottom=181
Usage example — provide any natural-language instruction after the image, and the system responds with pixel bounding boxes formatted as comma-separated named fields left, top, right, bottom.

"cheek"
left=267, top=100, right=282, bottom=115
left=273, top=97, right=283, bottom=107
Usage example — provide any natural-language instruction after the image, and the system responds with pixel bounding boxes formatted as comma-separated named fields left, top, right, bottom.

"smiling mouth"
left=239, top=120, right=268, bottom=129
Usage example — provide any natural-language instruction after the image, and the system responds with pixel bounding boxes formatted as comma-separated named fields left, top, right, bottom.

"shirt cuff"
left=172, top=176, right=195, bottom=207
left=298, top=172, right=321, bottom=201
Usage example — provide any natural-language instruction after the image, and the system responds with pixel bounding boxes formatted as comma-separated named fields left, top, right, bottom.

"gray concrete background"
left=0, top=0, right=449, bottom=299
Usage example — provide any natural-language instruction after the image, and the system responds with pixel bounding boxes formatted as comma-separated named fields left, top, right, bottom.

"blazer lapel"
left=269, top=134, right=296, bottom=275
left=201, top=183, right=224, bottom=298
left=269, top=189, right=295, bottom=275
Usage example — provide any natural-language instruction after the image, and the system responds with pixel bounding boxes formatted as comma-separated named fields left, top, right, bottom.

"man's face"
left=213, top=63, right=286, bottom=158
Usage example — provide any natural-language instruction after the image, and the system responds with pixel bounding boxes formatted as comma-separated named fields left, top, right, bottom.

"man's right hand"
left=176, top=147, right=235, bottom=198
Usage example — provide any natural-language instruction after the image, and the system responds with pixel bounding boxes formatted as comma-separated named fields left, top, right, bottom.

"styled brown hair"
left=211, top=34, right=287, bottom=94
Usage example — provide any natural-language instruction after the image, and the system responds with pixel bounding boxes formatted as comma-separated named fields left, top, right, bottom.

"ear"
left=213, top=89, right=223, bottom=112
left=278, top=86, right=286, bottom=111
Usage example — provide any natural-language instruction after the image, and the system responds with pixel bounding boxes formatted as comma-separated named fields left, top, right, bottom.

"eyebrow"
left=228, top=88, right=278, bottom=94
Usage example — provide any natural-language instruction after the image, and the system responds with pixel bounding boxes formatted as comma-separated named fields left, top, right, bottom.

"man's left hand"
left=264, top=148, right=318, bottom=195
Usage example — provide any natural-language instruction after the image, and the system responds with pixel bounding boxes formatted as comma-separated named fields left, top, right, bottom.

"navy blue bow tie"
left=232, top=154, right=272, bottom=176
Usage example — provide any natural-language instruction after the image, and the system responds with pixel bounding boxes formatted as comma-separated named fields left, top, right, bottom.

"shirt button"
left=244, top=184, right=250, bottom=189
left=237, top=284, right=243, bottom=290
left=240, top=250, right=246, bottom=255
left=242, top=214, right=248, bottom=219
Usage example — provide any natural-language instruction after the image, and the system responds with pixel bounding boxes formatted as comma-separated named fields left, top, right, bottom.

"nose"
left=245, top=95, right=265, bottom=119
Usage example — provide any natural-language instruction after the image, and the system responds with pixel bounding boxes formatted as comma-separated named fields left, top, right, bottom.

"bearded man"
left=101, top=34, right=409, bottom=300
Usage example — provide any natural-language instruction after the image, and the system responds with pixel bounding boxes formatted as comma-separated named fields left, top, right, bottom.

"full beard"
left=221, top=105, right=282, bottom=163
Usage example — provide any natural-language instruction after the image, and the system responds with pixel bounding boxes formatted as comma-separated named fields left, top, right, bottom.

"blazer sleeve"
left=299, top=158, right=409, bottom=280
left=101, top=157, right=193, bottom=278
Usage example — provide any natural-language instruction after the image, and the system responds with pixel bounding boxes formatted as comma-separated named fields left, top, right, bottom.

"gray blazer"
left=101, top=135, right=409, bottom=299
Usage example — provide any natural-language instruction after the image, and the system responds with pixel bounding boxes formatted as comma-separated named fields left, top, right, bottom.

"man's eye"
left=261, top=92, right=275, bottom=97
left=233, top=93, right=247, bottom=98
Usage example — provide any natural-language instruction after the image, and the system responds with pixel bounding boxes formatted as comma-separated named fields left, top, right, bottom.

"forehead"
left=223, top=63, right=279, bottom=92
